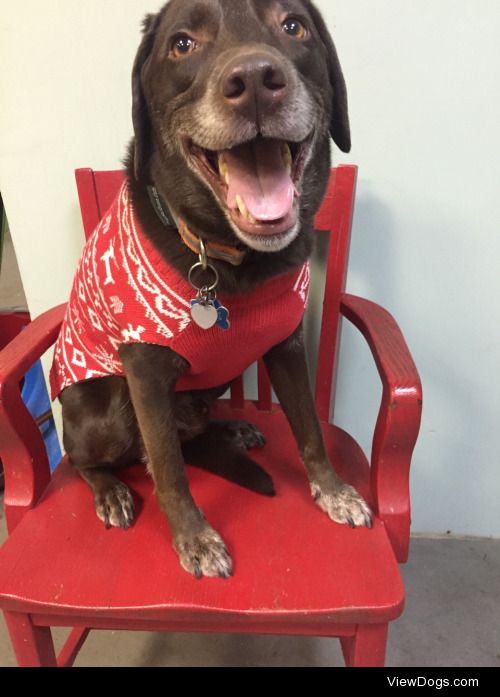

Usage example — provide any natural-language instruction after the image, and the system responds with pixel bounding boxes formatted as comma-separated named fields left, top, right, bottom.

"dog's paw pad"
left=95, top=482, right=135, bottom=530
left=224, top=420, right=266, bottom=449
left=175, top=527, right=233, bottom=579
left=311, top=482, right=372, bottom=528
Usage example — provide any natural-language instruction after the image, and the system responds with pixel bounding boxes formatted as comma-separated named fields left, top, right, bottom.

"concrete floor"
left=1, top=225, right=499, bottom=667
left=0, top=495, right=498, bottom=667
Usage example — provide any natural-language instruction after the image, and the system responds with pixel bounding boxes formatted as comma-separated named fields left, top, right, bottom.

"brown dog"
left=55, top=0, right=371, bottom=579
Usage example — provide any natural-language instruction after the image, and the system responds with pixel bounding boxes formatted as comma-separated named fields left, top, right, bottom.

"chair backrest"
left=74, top=165, right=357, bottom=422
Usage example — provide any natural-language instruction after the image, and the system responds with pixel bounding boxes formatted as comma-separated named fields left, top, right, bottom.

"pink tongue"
left=223, top=139, right=294, bottom=221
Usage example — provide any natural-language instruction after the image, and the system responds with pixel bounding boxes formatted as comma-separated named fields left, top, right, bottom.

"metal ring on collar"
left=198, top=238, right=208, bottom=270
left=188, top=261, right=219, bottom=293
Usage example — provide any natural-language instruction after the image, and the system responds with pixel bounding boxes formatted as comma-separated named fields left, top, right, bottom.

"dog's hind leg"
left=211, top=419, right=267, bottom=450
left=79, top=466, right=135, bottom=529
left=60, top=376, right=142, bottom=530
left=182, top=421, right=275, bottom=496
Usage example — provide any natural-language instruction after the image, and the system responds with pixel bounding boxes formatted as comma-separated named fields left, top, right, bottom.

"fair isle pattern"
left=117, top=184, right=191, bottom=339
left=50, top=182, right=311, bottom=399
left=51, top=183, right=192, bottom=396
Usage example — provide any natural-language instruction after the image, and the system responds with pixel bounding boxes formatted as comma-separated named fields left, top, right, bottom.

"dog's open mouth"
left=183, top=135, right=312, bottom=238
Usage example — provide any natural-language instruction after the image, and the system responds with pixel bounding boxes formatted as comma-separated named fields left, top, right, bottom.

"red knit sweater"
left=50, top=182, right=310, bottom=399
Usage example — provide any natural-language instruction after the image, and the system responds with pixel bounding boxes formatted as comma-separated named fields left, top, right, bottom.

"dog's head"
left=132, top=0, right=350, bottom=253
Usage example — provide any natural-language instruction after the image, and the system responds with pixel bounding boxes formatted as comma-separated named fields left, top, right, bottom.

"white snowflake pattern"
left=93, top=345, right=122, bottom=373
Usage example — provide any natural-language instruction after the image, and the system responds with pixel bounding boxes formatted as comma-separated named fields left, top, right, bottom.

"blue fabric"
left=22, top=360, right=61, bottom=472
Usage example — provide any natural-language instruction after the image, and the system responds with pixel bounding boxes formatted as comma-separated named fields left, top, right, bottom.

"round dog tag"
left=191, top=301, right=218, bottom=330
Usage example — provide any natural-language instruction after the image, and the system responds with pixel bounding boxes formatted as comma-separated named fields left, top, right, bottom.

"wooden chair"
left=0, top=165, right=422, bottom=667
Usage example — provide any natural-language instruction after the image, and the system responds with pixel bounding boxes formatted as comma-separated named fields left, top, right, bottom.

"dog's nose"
left=221, top=53, right=288, bottom=119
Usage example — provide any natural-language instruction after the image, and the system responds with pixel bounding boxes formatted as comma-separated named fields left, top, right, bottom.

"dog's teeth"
left=218, top=155, right=230, bottom=185
left=236, top=194, right=244, bottom=215
left=281, top=143, right=292, bottom=173
left=235, top=195, right=257, bottom=224
left=236, top=194, right=249, bottom=220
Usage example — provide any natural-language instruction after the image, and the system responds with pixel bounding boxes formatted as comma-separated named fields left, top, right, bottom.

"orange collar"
left=177, top=219, right=246, bottom=267
left=147, top=184, right=246, bottom=267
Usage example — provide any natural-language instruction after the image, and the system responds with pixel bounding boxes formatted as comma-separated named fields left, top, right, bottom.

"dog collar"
left=147, top=185, right=246, bottom=267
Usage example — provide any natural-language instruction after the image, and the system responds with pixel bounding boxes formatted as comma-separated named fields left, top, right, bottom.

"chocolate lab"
left=51, top=0, right=372, bottom=579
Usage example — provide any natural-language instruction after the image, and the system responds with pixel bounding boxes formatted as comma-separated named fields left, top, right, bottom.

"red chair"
left=0, top=166, right=422, bottom=667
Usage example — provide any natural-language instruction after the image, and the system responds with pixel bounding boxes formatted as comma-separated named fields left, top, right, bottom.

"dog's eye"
left=282, top=17, right=308, bottom=40
left=170, top=34, right=198, bottom=59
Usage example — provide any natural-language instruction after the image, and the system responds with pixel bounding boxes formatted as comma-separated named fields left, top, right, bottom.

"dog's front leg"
left=264, top=323, right=372, bottom=528
left=119, top=343, right=232, bottom=578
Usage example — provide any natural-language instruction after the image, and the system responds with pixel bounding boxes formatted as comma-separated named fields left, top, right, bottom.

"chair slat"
left=314, top=166, right=357, bottom=423
left=75, top=169, right=100, bottom=240
left=229, top=376, right=245, bottom=409
left=93, top=170, right=126, bottom=220
left=75, top=169, right=126, bottom=240
left=257, top=359, right=272, bottom=411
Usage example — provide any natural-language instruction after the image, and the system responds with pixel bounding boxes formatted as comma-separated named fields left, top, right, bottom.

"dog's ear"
left=132, top=12, right=163, bottom=180
left=305, top=2, right=351, bottom=153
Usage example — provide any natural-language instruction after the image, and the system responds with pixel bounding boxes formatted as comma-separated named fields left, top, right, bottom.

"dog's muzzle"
left=219, top=49, right=289, bottom=123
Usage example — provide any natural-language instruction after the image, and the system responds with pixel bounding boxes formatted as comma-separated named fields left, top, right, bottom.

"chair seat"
left=0, top=402, right=404, bottom=629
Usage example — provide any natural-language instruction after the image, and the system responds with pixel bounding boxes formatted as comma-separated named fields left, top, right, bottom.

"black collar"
left=147, top=185, right=177, bottom=228
left=146, top=185, right=247, bottom=267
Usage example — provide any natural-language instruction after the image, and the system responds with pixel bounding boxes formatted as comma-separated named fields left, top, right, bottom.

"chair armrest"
left=0, top=304, right=66, bottom=533
left=340, top=293, right=422, bottom=562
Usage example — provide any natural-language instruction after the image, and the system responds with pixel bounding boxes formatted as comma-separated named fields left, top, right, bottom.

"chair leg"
left=3, top=611, right=57, bottom=667
left=340, top=623, right=388, bottom=667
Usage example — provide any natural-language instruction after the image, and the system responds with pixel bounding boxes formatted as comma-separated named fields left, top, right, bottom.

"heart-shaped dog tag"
left=191, top=301, right=218, bottom=330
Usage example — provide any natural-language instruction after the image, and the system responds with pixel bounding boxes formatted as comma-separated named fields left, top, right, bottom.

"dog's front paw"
left=94, top=481, right=135, bottom=530
left=174, top=525, right=233, bottom=579
left=311, top=481, right=372, bottom=528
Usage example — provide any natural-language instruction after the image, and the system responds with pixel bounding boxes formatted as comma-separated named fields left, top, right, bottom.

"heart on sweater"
left=191, top=302, right=218, bottom=329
